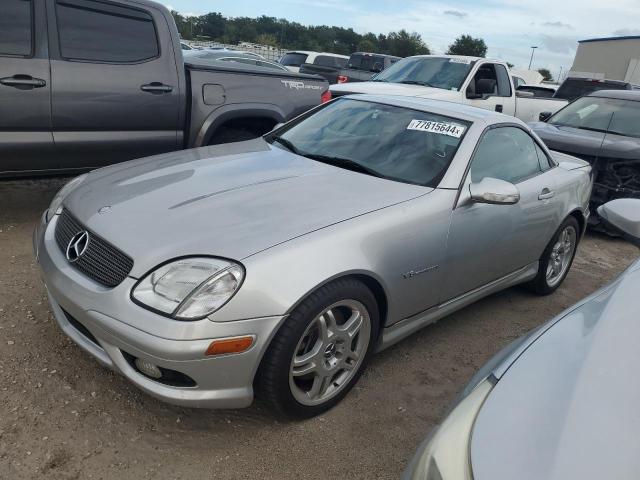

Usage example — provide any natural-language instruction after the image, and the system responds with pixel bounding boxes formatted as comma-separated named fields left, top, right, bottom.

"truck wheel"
left=256, top=278, right=379, bottom=419
left=527, top=216, right=579, bottom=295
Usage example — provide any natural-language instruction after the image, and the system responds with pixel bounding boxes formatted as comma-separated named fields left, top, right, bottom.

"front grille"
left=54, top=209, right=134, bottom=288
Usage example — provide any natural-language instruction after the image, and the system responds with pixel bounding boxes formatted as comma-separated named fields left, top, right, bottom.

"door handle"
left=0, top=75, right=46, bottom=89
left=495, top=104, right=503, bottom=113
left=140, top=82, right=173, bottom=94
left=538, top=188, right=555, bottom=200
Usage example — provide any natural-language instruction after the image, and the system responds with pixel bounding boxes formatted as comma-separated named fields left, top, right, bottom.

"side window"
left=469, top=64, right=498, bottom=98
left=0, top=0, right=33, bottom=57
left=56, top=0, right=159, bottom=63
left=495, top=64, right=512, bottom=97
left=470, top=127, right=543, bottom=184
left=535, top=142, right=554, bottom=170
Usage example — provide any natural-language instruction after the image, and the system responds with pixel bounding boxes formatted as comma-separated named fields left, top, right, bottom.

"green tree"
left=446, top=35, right=487, bottom=57
left=386, top=30, right=430, bottom=57
left=538, top=68, right=553, bottom=81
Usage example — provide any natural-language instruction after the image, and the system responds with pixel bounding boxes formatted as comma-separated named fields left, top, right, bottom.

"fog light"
left=134, top=358, right=162, bottom=379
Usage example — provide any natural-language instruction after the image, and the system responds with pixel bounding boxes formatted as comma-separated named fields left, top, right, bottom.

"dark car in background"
left=300, top=52, right=401, bottom=84
left=531, top=90, right=640, bottom=227
left=553, top=76, right=638, bottom=102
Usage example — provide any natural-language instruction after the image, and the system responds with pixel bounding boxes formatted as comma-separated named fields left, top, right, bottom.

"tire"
left=527, top=216, right=580, bottom=295
left=256, top=278, right=379, bottom=419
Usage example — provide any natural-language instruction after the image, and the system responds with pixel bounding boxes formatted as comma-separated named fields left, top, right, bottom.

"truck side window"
left=0, top=0, right=33, bottom=57
left=494, top=64, right=512, bottom=97
left=470, top=127, right=542, bottom=184
left=55, top=0, right=159, bottom=63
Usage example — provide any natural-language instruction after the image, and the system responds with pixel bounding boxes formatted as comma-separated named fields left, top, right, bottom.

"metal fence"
left=184, top=40, right=286, bottom=62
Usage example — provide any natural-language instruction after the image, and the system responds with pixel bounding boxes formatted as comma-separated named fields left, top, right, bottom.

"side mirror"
left=470, top=177, right=520, bottom=205
left=598, top=199, right=640, bottom=246
left=466, top=87, right=483, bottom=100
left=516, top=90, right=534, bottom=98
left=539, top=111, right=553, bottom=122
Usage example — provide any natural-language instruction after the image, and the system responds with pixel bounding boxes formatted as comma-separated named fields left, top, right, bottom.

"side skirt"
left=376, top=261, right=539, bottom=352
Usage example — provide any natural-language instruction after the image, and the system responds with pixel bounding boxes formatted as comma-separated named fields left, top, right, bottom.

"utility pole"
left=528, top=46, right=538, bottom=70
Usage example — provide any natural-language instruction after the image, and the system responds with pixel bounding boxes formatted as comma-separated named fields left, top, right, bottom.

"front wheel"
left=527, top=216, right=580, bottom=295
left=256, top=278, right=379, bottom=418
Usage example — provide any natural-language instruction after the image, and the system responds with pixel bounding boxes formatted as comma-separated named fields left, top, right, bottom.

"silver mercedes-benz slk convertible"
left=34, top=95, right=592, bottom=417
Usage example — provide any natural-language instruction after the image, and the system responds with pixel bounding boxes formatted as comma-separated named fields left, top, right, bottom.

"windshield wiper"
left=271, top=136, right=300, bottom=154
left=371, top=78, right=388, bottom=82
left=305, top=154, right=388, bottom=179
left=399, top=80, right=434, bottom=87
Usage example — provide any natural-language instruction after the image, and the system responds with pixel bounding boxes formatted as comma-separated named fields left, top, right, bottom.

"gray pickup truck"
left=0, top=0, right=328, bottom=177
left=300, top=52, right=401, bottom=84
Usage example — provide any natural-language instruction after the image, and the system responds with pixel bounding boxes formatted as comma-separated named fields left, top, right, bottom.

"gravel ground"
left=1, top=177, right=637, bottom=480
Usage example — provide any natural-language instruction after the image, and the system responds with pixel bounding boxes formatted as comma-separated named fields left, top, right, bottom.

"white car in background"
left=330, top=55, right=568, bottom=123
left=279, top=50, right=349, bottom=73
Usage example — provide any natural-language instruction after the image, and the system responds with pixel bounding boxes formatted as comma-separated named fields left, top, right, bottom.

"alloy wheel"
left=289, top=300, right=371, bottom=406
left=546, top=225, right=577, bottom=287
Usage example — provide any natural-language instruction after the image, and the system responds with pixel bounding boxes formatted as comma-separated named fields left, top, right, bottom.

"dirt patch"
left=1, top=178, right=637, bottom=479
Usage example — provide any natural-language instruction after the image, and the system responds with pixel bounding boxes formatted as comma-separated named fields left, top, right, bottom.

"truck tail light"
left=337, top=75, right=349, bottom=84
left=321, top=90, right=332, bottom=104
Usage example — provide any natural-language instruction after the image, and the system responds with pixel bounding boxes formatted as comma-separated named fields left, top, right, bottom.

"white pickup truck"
left=330, top=55, right=568, bottom=123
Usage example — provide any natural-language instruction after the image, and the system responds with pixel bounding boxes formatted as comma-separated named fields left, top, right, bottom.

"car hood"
left=529, top=122, right=605, bottom=159
left=330, top=81, right=460, bottom=101
left=63, top=139, right=429, bottom=277
left=471, top=258, right=640, bottom=480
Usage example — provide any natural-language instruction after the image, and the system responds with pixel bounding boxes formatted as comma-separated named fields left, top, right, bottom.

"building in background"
left=570, top=36, right=640, bottom=83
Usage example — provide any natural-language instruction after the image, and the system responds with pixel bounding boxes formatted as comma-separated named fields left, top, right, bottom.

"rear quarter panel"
left=187, top=67, right=328, bottom=147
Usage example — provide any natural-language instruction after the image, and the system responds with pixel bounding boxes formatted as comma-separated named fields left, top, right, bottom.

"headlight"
left=131, top=258, right=244, bottom=320
left=403, top=379, right=494, bottom=480
left=46, top=174, right=88, bottom=222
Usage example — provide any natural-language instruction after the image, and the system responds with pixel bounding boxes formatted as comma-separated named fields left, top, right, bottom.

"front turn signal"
left=205, top=336, right=254, bottom=356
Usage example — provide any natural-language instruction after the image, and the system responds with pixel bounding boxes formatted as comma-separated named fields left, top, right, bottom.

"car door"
left=441, top=125, right=558, bottom=301
left=47, top=0, right=181, bottom=169
left=463, top=62, right=516, bottom=116
left=0, top=0, right=54, bottom=174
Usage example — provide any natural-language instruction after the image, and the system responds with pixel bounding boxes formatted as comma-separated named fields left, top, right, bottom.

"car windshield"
left=268, top=98, right=471, bottom=187
left=549, top=96, right=640, bottom=137
left=372, top=56, right=474, bottom=91
left=348, top=54, right=383, bottom=72
left=280, top=52, right=308, bottom=67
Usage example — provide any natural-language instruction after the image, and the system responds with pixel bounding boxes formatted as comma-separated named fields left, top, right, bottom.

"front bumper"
left=34, top=213, right=285, bottom=409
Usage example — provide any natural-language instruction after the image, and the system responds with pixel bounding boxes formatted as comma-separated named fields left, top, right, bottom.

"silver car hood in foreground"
left=64, top=139, right=430, bottom=277
left=471, top=258, right=640, bottom=480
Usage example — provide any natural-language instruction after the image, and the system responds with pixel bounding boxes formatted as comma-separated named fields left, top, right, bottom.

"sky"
left=166, top=0, right=640, bottom=79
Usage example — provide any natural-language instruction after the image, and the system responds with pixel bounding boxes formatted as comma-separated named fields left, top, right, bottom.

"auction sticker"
left=407, top=119, right=466, bottom=138
left=449, top=58, right=471, bottom=64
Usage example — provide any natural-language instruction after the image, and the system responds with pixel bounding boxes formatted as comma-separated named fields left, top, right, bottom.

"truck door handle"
left=140, top=82, right=173, bottom=94
left=0, top=75, right=46, bottom=89
left=538, top=188, right=555, bottom=200
left=495, top=104, right=503, bottom=113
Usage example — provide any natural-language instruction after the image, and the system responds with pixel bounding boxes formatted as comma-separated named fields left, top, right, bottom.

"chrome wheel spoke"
left=307, top=373, right=331, bottom=399
left=340, top=310, right=363, bottom=340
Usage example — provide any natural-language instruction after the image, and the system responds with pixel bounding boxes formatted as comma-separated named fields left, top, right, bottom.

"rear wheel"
left=256, top=278, right=379, bottom=418
left=527, top=216, right=579, bottom=295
